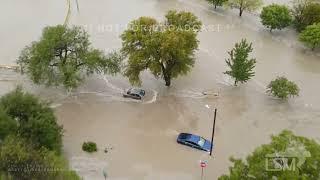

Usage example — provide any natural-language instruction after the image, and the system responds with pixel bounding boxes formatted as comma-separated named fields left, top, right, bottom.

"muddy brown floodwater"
left=1, top=0, right=320, bottom=179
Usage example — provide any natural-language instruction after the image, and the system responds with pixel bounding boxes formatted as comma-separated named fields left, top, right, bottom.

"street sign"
left=200, top=161, right=207, bottom=180
left=200, top=161, right=207, bottom=168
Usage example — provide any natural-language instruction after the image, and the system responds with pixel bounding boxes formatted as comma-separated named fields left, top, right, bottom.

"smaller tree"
left=224, top=39, right=256, bottom=86
left=267, top=76, right=299, bottom=99
left=292, top=1, right=320, bottom=32
left=299, top=23, right=320, bottom=50
left=260, top=4, right=292, bottom=32
left=206, top=0, right=228, bottom=9
left=227, top=0, right=263, bottom=17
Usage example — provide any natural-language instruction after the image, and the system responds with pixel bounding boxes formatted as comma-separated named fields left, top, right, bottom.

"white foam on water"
left=76, top=91, right=112, bottom=97
left=171, top=90, right=207, bottom=99
left=216, top=75, right=234, bottom=86
left=102, top=76, right=124, bottom=93
left=164, top=129, right=180, bottom=136
left=50, top=103, right=63, bottom=109
left=251, top=79, right=268, bottom=94
left=143, top=89, right=158, bottom=104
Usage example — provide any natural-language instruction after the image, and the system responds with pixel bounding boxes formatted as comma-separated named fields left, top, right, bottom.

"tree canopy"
left=18, top=25, right=122, bottom=90
left=0, top=87, right=63, bottom=152
left=260, top=4, right=292, bottom=32
left=219, top=130, right=320, bottom=179
left=267, top=76, right=300, bottom=99
left=227, top=0, right=263, bottom=17
left=0, top=135, right=79, bottom=180
left=224, top=39, right=256, bottom=86
left=206, top=0, right=228, bottom=9
left=120, top=10, right=202, bottom=86
left=292, top=0, right=320, bottom=32
left=299, top=23, right=320, bottom=50
left=0, top=88, right=79, bottom=179
left=0, top=108, right=17, bottom=140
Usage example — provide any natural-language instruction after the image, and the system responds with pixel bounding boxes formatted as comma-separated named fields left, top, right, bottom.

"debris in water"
left=104, top=146, right=114, bottom=153
left=202, top=91, right=219, bottom=97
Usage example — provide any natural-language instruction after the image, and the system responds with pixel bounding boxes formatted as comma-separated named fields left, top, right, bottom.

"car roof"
left=129, top=88, right=145, bottom=95
left=179, top=133, right=201, bottom=142
left=188, top=134, right=201, bottom=143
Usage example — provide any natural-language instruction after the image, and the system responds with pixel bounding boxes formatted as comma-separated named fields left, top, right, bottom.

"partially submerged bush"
left=82, top=141, right=98, bottom=153
left=299, top=23, right=320, bottom=50
left=267, top=76, right=299, bottom=99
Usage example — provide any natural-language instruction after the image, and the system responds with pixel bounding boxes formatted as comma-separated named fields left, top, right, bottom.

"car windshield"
left=198, top=137, right=205, bottom=147
left=128, top=88, right=144, bottom=95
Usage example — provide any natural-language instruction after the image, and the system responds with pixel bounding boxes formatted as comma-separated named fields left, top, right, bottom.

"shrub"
left=260, top=4, right=292, bottom=32
left=299, top=23, right=320, bottom=50
left=82, top=141, right=98, bottom=153
left=267, top=76, right=299, bottom=99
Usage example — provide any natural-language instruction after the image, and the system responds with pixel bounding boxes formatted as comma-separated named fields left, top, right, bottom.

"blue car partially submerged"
left=177, top=133, right=213, bottom=152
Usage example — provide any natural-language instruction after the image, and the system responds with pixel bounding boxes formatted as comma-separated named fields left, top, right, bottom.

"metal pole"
left=210, top=108, right=217, bottom=156
left=201, top=167, right=204, bottom=180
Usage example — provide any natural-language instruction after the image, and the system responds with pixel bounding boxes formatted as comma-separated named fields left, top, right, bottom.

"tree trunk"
left=161, top=63, right=172, bottom=87
left=165, top=78, right=171, bottom=86
left=311, top=43, right=317, bottom=51
left=239, top=9, right=243, bottom=17
left=234, top=80, right=238, bottom=86
left=214, top=4, right=217, bottom=9
left=164, top=73, right=171, bottom=86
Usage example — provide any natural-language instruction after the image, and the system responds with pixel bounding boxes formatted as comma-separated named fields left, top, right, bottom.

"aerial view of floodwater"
left=1, top=0, right=320, bottom=179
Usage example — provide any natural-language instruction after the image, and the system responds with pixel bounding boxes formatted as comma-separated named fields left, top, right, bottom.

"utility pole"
left=210, top=108, right=217, bottom=156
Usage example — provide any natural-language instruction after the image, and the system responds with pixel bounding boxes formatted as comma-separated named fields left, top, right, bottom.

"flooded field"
left=1, top=0, right=320, bottom=179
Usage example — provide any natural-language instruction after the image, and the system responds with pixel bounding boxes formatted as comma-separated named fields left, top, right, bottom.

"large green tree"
left=224, top=39, right=256, bottom=86
left=292, top=0, right=320, bottom=31
left=219, top=130, right=320, bottom=179
left=206, top=0, right=228, bottom=9
left=299, top=23, right=320, bottom=50
left=0, top=135, right=79, bottom=180
left=0, top=87, right=63, bottom=153
left=260, top=4, right=292, bottom=32
left=0, top=108, right=17, bottom=140
left=120, top=10, right=202, bottom=87
left=0, top=88, right=79, bottom=179
left=18, top=25, right=122, bottom=90
left=227, top=0, right=263, bottom=17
